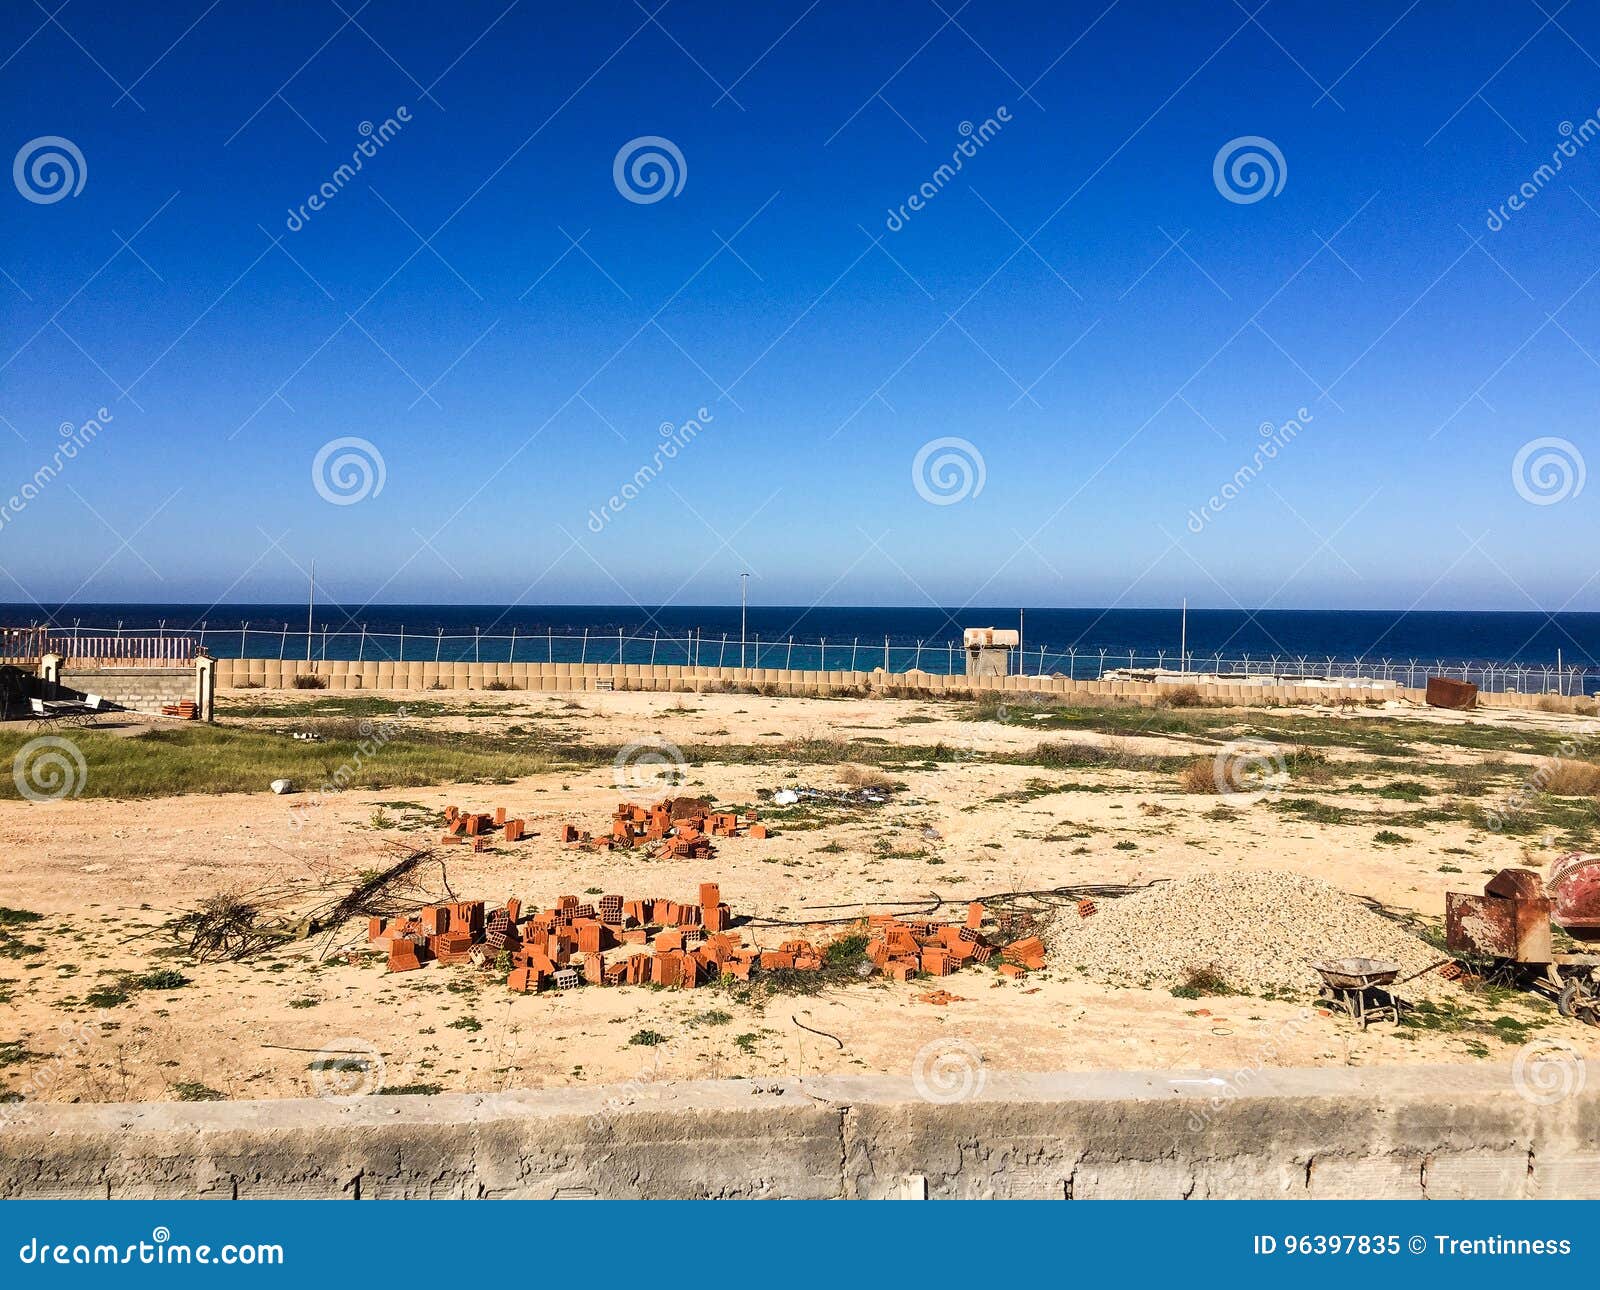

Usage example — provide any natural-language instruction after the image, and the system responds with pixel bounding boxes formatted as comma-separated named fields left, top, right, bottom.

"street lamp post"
left=740, top=572, right=750, bottom=668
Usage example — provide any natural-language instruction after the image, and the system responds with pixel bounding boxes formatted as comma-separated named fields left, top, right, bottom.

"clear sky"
left=2, top=0, right=1597, bottom=614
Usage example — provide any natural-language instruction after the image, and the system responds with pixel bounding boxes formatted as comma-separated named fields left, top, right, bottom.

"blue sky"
left=2, top=0, right=1598, bottom=613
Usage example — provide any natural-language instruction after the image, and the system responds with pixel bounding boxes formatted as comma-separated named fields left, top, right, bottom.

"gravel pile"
left=1047, top=870, right=1445, bottom=995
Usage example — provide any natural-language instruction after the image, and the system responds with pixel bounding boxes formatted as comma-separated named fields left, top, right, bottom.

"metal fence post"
left=358, top=625, right=366, bottom=662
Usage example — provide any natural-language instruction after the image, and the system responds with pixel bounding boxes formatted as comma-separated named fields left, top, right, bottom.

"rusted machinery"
left=1445, top=857, right=1600, bottom=1024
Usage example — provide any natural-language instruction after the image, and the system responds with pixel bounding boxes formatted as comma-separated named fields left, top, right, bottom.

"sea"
left=5, top=604, right=1597, bottom=683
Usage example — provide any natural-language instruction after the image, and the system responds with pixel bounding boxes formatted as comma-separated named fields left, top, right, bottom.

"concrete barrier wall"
left=1, top=1065, right=1594, bottom=1199
left=211, top=656, right=1594, bottom=713
left=57, top=667, right=197, bottom=717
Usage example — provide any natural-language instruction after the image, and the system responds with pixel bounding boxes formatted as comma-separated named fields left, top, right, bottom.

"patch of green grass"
left=1169, top=964, right=1237, bottom=998
left=0, top=726, right=554, bottom=799
left=629, top=1029, right=667, bottom=1046
left=446, top=1016, right=482, bottom=1032
left=136, top=969, right=190, bottom=991
left=1373, top=829, right=1408, bottom=845
left=733, top=1033, right=759, bottom=1054
left=823, top=930, right=870, bottom=968
left=1113, top=840, right=1138, bottom=851
left=692, top=1009, right=732, bottom=1026
left=0, top=1040, right=32, bottom=1068
left=0, top=908, right=43, bottom=928
left=1374, top=780, right=1430, bottom=801
left=83, top=984, right=131, bottom=1009
left=171, top=1081, right=224, bottom=1101
left=377, top=1082, right=443, bottom=1095
left=1270, top=797, right=1354, bottom=825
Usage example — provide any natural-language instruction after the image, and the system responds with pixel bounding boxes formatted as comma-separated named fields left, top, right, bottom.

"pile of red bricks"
left=368, top=888, right=1047, bottom=994
left=559, top=800, right=770, bottom=857
left=439, top=804, right=528, bottom=849
left=161, top=699, right=199, bottom=719
left=370, top=881, right=760, bottom=991
left=863, top=903, right=1048, bottom=982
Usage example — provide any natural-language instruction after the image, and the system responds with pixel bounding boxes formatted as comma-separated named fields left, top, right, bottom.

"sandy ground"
left=2, top=689, right=1596, bottom=1105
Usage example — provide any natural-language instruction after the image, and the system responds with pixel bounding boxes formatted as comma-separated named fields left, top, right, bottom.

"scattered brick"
left=389, top=939, right=424, bottom=972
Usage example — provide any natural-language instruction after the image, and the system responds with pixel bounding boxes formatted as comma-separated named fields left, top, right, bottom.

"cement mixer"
left=1444, top=854, right=1600, bottom=1025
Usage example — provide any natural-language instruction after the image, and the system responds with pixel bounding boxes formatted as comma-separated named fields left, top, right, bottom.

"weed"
left=1543, top=761, right=1600, bottom=797
left=1170, top=964, right=1235, bottom=998
left=1271, top=797, right=1353, bottom=825
left=629, top=1029, right=667, bottom=1046
left=171, top=1081, right=224, bottom=1101
left=1160, top=685, right=1205, bottom=708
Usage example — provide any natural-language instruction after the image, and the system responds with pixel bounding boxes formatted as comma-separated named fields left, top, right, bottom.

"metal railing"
left=7, top=624, right=1587, bottom=695
left=49, top=635, right=195, bottom=665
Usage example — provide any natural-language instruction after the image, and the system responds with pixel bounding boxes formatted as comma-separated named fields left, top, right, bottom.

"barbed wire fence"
left=11, top=621, right=1594, bottom=695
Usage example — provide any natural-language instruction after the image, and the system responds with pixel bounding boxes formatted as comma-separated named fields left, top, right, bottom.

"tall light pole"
left=739, top=572, right=750, bottom=668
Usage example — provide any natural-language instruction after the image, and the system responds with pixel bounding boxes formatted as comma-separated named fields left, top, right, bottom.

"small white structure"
left=964, top=627, right=1018, bottom=679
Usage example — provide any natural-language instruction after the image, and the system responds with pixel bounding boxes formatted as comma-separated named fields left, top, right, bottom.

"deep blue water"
left=5, top=604, right=1596, bottom=681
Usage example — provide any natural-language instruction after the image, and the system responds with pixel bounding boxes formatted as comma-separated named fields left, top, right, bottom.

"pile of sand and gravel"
left=1047, top=870, right=1447, bottom=996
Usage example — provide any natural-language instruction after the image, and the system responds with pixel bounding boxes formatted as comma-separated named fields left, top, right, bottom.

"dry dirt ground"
left=2, top=688, right=1597, bottom=1106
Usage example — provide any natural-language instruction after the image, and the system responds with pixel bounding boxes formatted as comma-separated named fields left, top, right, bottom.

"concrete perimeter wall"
left=2, top=1065, right=1595, bottom=1199
left=57, top=667, right=195, bottom=717
left=213, top=656, right=1591, bottom=713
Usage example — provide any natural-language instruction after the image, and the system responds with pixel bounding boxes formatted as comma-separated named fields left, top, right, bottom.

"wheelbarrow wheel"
left=1559, top=980, right=1580, bottom=1018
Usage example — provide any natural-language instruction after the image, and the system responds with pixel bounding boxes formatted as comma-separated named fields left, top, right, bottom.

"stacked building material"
left=367, top=888, right=1043, bottom=996
left=439, top=804, right=528, bottom=847
left=559, top=800, right=769, bottom=855
left=863, top=902, right=1047, bottom=982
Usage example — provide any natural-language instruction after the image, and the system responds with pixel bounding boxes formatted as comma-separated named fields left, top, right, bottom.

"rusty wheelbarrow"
left=1311, top=957, right=1403, bottom=1029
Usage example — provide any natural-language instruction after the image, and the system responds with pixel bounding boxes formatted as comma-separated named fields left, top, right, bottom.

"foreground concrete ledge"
left=2, top=1065, right=1595, bottom=1199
